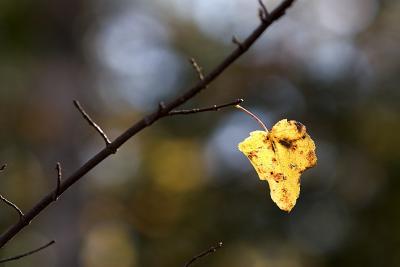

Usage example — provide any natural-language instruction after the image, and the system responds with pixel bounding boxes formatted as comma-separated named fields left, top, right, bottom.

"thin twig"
left=73, top=100, right=111, bottom=146
left=232, top=35, right=244, bottom=51
left=0, top=194, right=24, bottom=220
left=53, top=162, right=62, bottom=201
left=0, top=164, right=6, bottom=172
left=258, top=0, right=269, bottom=21
left=169, top=99, right=243, bottom=115
left=189, top=58, right=205, bottom=81
left=184, top=242, right=223, bottom=267
left=0, top=164, right=24, bottom=219
left=0, top=240, right=55, bottom=263
left=0, top=0, right=296, bottom=248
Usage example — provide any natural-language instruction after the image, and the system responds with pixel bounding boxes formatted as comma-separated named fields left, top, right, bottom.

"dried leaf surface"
left=238, top=119, right=317, bottom=212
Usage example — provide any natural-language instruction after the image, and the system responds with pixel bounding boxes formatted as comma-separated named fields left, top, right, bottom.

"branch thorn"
left=189, top=58, right=205, bottom=81
left=0, top=165, right=25, bottom=220
left=53, top=162, right=62, bottom=201
left=158, top=101, right=167, bottom=115
left=73, top=100, right=111, bottom=146
left=0, top=194, right=24, bottom=221
left=232, top=35, right=245, bottom=51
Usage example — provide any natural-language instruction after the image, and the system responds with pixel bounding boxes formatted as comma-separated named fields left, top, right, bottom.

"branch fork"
left=258, top=0, right=270, bottom=22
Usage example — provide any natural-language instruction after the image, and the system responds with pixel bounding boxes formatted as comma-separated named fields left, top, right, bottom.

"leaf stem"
left=235, top=105, right=269, bottom=132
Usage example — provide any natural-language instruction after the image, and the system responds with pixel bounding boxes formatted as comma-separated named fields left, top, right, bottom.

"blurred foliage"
left=1, top=0, right=400, bottom=267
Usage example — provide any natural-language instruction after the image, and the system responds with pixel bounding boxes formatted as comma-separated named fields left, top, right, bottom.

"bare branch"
left=0, top=240, right=55, bottom=263
left=189, top=58, right=205, bottom=81
left=53, top=162, right=62, bottom=201
left=0, top=0, right=296, bottom=248
left=73, top=100, right=111, bottom=146
left=184, top=242, right=223, bottom=267
left=258, top=0, right=269, bottom=21
left=0, top=194, right=24, bottom=220
left=169, top=99, right=243, bottom=116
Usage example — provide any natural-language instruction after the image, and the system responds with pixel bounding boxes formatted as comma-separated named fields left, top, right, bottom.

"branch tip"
left=73, top=99, right=111, bottom=146
left=184, top=241, right=223, bottom=267
left=53, top=162, right=62, bottom=201
left=0, top=240, right=55, bottom=263
left=0, top=194, right=24, bottom=220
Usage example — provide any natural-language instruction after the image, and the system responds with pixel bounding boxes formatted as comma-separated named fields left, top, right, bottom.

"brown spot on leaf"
left=247, top=151, right=258, bottom=160
left=279, top=139, right=292, bottom=148
left=307, top=151, right=315, bottom=162
left=272, top=172, right=284, bottom=182
left=280, top=194, right=290, bottom=208
left=294, top=121, right=304, bottom=133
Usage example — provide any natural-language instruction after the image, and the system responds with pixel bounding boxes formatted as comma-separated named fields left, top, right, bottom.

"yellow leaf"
left=238, top=119, right=317, bottom=212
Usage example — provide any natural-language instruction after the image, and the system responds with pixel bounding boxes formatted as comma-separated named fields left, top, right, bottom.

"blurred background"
left=0, top=0, right=399, bottom=266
